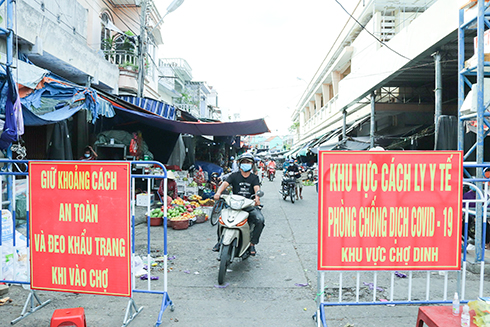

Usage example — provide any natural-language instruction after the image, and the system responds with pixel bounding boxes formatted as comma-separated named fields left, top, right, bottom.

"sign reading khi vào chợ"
left=29, top=161, right=131, bottom=296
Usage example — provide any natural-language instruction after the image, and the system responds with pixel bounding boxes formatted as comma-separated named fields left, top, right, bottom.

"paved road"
left=3, top=173, right=481, bottom=326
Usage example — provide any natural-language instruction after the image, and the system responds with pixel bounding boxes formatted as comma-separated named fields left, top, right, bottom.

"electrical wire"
left=334, top=0, right=412, bottom=61
left=99, top=0, right=138, bottom=36
left=111, top=2, right=141, bottom=27
left=29, top=0, right=86, bottom=39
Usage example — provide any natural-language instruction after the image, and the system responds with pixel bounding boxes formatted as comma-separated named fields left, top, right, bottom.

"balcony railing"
left=301, top=95, right=338, bottom=135
left=160, top=58, right=193, bottom=81
left=177, top=103, right=200, bottom=118
left=104, top=50, right=138, bottom=71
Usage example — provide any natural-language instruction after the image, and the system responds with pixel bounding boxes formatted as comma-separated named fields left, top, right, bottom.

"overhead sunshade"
left=107, top=100, right=270, bottom=136
left=119, top=95, right=176, bottom=120
left=311, top=139, right=370, bottom=153
left=23, top=104, right=84, bottom=126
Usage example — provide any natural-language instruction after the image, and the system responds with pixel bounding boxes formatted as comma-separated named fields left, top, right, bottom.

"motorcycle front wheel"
left=218, top=244, right=232, bottom=285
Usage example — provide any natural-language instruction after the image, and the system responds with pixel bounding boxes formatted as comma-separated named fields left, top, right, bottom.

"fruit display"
left=199, top=198, right=215, bottom=206
left=147, top=195, right=212, bottom=229
left=171, top=197, right=185, bottom=206
left=150, top=208, right=163, bottom=218
left=168, top=205, right=186, bottom=219
left=193, top=209, right=204, bottom=216
left=188, top=194, right=202, bottom=201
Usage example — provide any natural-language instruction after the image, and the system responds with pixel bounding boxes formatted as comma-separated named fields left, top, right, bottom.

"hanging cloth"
left=0, top=68, right=19, bottom=150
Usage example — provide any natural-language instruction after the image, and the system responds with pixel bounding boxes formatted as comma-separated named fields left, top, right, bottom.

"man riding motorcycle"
left=213, top=153, right=265, bottom=256
left=286, top=159, right=302, bottom=200
left=266, top=158, right=276, bottom=180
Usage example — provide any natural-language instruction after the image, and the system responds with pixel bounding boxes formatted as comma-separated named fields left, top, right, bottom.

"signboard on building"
left=29, top=161, right=131, bottom=297
left=318, top=151, right=463, bottom=271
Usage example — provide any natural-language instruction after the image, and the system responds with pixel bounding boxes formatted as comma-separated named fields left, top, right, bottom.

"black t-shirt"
left=287, top=164, right=301, bottom=178
left=225, top=171, right=260, bottom=199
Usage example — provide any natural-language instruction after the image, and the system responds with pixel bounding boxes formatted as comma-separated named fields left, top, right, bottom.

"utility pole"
left=137, top=0, right=148, bottom=98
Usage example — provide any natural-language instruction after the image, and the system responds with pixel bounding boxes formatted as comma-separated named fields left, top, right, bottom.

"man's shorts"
left=296, top=179, right=303, bottom=189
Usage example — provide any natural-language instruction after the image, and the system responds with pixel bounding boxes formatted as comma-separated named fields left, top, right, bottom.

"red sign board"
left=29, top=161, right=131, bottom=296
left=318, top=151, right=462, bottom=271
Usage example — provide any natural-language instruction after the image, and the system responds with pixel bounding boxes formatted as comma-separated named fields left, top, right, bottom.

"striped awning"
left=119, top=96, right=176, bottom=120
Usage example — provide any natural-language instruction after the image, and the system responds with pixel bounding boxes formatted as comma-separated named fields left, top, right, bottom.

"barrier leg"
left=121, top=297, right=143, bottom=327
left=10, top=289, right=51, bottom=325
left=154, top=292, right=174, bottom=327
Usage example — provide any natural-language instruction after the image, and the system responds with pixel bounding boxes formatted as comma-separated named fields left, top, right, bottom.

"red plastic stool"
left=50, top=307, right=87, bottom=327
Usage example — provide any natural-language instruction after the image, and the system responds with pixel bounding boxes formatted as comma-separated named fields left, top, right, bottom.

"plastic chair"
left=50, top=307, right=87, bottom=327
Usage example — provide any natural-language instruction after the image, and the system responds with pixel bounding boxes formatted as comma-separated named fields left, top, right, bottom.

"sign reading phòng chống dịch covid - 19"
left=29, top=161, right=131, bottom=296
left=318, top=151, right=462, bottom=270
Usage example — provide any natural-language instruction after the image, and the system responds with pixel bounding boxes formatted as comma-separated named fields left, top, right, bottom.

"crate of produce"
left=194, top=214, right=206, bottom=223
left=200, top=206, right=213, bottom=217
left=149, top=208, right=163, bottom=226
left=192, top=208, right=207, bottom=223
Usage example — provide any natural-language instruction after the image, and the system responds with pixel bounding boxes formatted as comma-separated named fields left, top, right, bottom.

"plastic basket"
left=150, top=217, right=163, bottom=226
left=172, top=219, right=189, bottom=230
left=195, top=214, right=206, bottom=223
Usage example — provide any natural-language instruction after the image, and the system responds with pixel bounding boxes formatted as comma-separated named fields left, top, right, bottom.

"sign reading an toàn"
left=29, top=161, right=131, bottom=297
left=318, top=151, right=462, bottom=271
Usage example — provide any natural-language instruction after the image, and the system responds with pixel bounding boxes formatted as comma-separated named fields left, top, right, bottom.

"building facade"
left=291, top=0, right=461, bottom=151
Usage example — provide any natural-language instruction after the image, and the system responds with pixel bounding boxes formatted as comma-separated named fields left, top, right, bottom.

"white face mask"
left=84, top=153, right=90, bottom=158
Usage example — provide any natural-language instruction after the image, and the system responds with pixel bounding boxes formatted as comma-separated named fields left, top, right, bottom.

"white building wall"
left=336, top=0, right=458, bottom=112
left=294, top=0, right=459, bottom=145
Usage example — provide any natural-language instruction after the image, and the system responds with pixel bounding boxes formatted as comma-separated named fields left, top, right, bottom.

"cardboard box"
left=136, top=193, right=154, bottom=206
left=464, top=53, right=490, bottom=68
left=474, top=29, right=490, bottom=54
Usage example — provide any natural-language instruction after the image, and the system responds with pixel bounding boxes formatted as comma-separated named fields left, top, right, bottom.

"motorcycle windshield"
left=226, top=194, right=255, bottom=209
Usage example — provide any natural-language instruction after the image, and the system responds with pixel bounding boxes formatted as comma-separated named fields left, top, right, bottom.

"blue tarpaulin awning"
left=119, top=95, right=176, bottom=120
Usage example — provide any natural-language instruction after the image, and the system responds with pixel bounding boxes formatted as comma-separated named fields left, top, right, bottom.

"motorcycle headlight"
left=230, top=199, right=244, bottom=210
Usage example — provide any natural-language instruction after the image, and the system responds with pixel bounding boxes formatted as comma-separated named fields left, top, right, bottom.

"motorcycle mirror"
left=256, top=190, right=264, bottom=197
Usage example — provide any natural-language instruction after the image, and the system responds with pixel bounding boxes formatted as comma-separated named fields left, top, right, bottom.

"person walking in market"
left=230, top=156, right=239, bottom=172
left=212, top=153, right=264, bottom=256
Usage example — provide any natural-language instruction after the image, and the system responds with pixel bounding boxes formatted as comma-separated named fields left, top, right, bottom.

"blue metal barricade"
left=316, top=163, right=490, bottom=327
left=0, top=159, right=173, bottom=326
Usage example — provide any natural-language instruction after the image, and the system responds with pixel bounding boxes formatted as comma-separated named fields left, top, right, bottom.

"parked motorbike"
left=280, top=171, right=297, bottom=203
left=216, top=191, right=264, bottom=285
left=306, top=164, right=318, bottom=182
left=267, top=167, right=276, bottom=181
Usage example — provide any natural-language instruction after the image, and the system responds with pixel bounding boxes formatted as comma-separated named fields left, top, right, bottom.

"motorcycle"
left=306, top=164, right=318, bottom=182
left=216, top=191, right=264, bottom=285
left=280, top=171, right=297, bottom=203
left=267, top=167, right=276, bottom=181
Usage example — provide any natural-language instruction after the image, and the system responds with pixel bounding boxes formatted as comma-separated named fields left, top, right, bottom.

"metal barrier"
left=316, top=179, right=489, bottom=326
left=0, top=159, right=172, bottom=327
